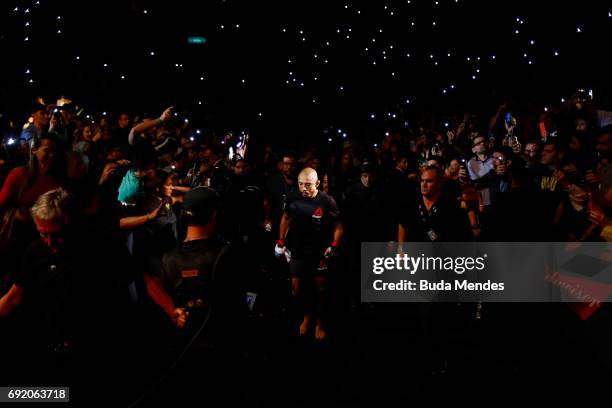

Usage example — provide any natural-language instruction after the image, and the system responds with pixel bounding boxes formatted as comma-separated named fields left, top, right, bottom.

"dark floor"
left=133, top=301, right=612, bottom=407
left=3, top=290, right=612, bottom=407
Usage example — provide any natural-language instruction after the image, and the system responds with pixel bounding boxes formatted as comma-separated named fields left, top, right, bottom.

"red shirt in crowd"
left=0, top=166, right=61, bottom=209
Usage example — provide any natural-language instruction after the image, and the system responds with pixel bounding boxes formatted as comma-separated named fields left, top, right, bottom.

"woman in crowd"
left=0, top=133, right=64, bottom=286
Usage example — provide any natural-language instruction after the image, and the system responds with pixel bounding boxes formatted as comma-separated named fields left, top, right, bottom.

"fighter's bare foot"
left=315, top=321, right=326, bottom=340
left=299, top=316, right=311, bottom=336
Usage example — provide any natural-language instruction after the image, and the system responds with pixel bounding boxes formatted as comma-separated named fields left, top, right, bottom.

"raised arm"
left=0, top=284, right=24, bottom=318
left=128, top=106, right=173, bottom=145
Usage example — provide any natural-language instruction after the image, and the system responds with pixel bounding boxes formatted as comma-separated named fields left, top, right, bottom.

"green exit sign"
left=187, top=37, right=207, bottom=44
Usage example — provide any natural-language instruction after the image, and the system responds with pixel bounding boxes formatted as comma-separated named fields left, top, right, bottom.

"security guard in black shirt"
left=141, top=185, right=248, bottom=408
left=145, top=186, right=246, bottom=343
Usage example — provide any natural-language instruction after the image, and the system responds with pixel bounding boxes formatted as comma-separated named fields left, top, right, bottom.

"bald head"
left=299, top=167, right=318, bottom=181
left=298, top=167, right=320, bottom=198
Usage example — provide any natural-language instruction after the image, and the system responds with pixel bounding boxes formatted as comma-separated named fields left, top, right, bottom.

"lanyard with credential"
left=418, top=199, right=439, bottom=241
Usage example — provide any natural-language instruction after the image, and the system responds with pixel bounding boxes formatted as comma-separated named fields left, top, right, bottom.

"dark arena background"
left=0, top=0, right=611, bottom=406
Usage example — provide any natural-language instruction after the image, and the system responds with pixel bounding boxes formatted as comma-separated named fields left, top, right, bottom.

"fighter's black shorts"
left=289, top=256, right=330, bottom=278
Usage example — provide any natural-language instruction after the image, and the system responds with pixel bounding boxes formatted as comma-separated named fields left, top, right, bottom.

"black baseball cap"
left=183, top=186, right=220, bottom=225
left=360, top=161, right=378, bottom=175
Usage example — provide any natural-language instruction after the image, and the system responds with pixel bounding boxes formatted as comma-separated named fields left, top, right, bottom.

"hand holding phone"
left=458, top=161, right=468, bottom=181
left=160, top=106, right=174, bottom=122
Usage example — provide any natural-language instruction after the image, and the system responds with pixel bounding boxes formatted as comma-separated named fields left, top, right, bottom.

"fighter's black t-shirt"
left=285, top=191, right=340, bottom=259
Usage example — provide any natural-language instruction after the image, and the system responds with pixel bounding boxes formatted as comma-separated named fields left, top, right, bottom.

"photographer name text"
left=372, top=279, right=505, bottom=291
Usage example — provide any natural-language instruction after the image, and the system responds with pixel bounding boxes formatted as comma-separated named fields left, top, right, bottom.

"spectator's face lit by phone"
left=118, top=113, right=130, bottom=129
left=32, top=109, right=50, bottom=128
left=60, top=109, right=73, bottom=124
left=524, top=143, right=539, bottom=158
left=163, top=174, right=174, bottom=197
left=82, top=125, right=93, bottom=141
left=33, top=139, right=56, bottom=169
left=541, top=144, right=558, bottom=166
left=596, top=134, right=612, bottom=158
left=492, top=152, right=508, bottom=168
left=447, top=159, right=461, bottom=176
left=234, top=160, right=247, bottom=176
left=361, top=173, right=373, bottom=188
left=472, top=137, right=487, bottom=154
left=576, top=119, right=588, bottom=132
left=281, top=156, right=296, bottom=178
left=397, top=157, right=409, bottom=172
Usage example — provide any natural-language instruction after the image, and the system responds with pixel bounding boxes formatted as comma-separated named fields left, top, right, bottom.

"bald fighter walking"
left=275, top=168, right=343, bottom=340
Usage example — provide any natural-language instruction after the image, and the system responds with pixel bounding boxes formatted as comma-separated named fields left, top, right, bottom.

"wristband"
left=276, top=239, right=285, bottom=247
left=330, top=241, right=339, bottom=248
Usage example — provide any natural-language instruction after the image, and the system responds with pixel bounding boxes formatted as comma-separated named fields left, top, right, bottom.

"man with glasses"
left=467, top=134, right=495, bottom=215
left=275, top=168, right=342, bottom=340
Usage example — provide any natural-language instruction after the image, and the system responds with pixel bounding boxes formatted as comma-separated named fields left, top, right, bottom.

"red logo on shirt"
left=312, top=207, right=324, bottom=219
